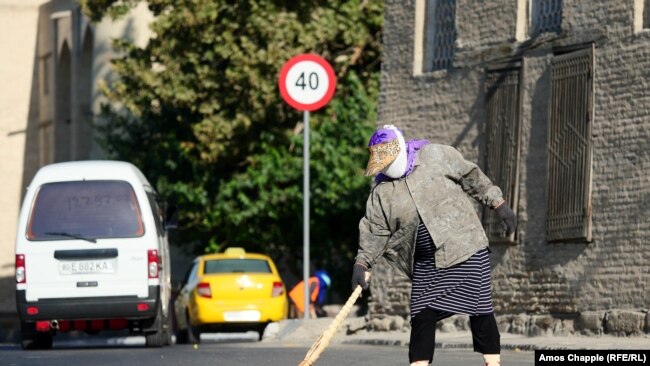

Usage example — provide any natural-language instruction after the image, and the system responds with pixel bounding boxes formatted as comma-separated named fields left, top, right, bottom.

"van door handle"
left=54, top=248, right=118, bottom=260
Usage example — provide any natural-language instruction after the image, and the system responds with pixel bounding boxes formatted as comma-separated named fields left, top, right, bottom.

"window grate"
left=483, top=66, right=522, bottom=243
left=424, top=0, right=456, bottom=72
left=531, top=0, right=562, bottom=36
left=546, top=47, right=593, bottom=242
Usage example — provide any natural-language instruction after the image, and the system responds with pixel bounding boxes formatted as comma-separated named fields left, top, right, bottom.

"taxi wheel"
left=187, top=312, right=200, bottom=344
left=257, top=323, right=267, bottom=341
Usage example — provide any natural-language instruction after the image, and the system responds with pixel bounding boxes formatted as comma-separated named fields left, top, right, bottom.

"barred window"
left=482, top=64, right=522, bottom=243
left=423, top=0, right=456, bottom=72
left=531, top=0, right=562, bottom=36
left=547, top=47, right=594, bottom=242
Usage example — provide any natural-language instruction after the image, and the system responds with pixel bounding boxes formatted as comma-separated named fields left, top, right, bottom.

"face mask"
left=380, top=128, right=407, bottom=179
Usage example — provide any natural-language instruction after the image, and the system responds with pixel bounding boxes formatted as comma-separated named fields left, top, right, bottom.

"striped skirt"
left=410, top=222, right=494, bottom=320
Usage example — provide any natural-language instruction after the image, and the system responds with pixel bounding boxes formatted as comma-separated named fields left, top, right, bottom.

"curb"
left=343, top=339, right=406, bottom=347
left=343, top=338, right=589, bottom=351
left=342, top=339, right=481, bottom=350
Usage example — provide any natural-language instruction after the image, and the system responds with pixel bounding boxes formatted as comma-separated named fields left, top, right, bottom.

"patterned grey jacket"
left=355, top=144, right=504, bottom=279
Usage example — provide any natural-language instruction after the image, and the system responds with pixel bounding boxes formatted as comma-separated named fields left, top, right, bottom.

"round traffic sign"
left=278, top=54, right=337, bottom=111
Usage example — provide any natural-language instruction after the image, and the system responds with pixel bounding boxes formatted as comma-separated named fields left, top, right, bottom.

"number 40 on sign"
left=278, top=54, right=336, bottom=112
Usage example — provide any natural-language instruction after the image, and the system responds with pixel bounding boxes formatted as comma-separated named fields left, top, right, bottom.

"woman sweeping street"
left=351, top=125, right=517, bottom=366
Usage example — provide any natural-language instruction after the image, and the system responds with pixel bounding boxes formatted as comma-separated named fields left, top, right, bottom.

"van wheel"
left=163, top=304, right=173, bottom=346
left=145, top=303, right=165, bottom=347
left=20, top=322, right=53, bottom=350
left=36, top=333, right=53, bottom=349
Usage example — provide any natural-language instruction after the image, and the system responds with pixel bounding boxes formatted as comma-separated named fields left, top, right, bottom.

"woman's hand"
left=495, top=202, right=517, bottom=236
left=351, top=263, right=370, bottom=290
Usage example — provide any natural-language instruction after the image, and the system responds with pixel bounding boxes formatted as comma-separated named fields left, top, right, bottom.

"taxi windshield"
left=204, top=259, right=271, bottom=274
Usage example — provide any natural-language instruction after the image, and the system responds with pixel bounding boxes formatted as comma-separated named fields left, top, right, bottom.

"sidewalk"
left=269, top=318, right=650, bottom=351
left=2, top=316, right=648, bottom=350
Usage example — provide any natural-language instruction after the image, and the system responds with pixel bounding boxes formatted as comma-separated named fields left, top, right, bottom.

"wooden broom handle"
left=298, top=271, right=369, bottom=366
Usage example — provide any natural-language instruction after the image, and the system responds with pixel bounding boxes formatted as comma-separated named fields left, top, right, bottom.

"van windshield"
left=27, top=180, right=145, bottom=241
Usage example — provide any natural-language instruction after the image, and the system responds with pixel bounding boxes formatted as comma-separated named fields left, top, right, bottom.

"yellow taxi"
left=173, top=247, right=288, bottom=343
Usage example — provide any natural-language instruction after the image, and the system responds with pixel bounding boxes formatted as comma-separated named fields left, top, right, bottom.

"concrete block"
left=453, top=315, right=470, bottom=331
left=440, top=322, right=457, bottom=333
left=529, top=324, right=548, bottom=337
left=390, top=315, right=405, bottom=331
left=533, top=315, right=554, bottom=330
left=552, top=319, right=575, bottom=336
left=510, top=314, right=530, bottom=335
left=576, top=311, right=605, bottom=335
left=369, top=317, right=392, bottom=332
left=496, top=314, right=512, bottom=333
left=346, top=317, right=368, bottom=334
left=436, top=316, right=457, bottom=332
left=604, top=310, right=646, bottom=336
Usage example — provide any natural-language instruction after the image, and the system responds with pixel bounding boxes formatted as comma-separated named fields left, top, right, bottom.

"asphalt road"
left=0, top=334, right=535, bottom=366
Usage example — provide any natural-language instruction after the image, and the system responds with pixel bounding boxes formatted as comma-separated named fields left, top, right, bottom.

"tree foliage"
left=82, top=0, right=382, bottom=296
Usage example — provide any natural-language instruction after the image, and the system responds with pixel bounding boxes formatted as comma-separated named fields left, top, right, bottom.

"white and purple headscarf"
left=366, top=125, right=429, bottom=182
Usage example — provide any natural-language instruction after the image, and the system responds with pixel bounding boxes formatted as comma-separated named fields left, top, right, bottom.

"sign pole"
left=278, top=53, right=336, bottom=322
left=303, top=110, right=310, bottom=320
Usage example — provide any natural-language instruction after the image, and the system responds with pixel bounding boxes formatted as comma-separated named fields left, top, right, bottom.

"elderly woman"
left=351, top=125, right=516, bottom=366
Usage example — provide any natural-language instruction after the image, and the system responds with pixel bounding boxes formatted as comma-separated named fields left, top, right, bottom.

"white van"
left=15, top=161, right=175, bottom=349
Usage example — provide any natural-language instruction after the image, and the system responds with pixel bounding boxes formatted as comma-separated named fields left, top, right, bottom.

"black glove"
left=351, top=263, right=369, bottom=290
left=495, top=202, right=517, bottom=236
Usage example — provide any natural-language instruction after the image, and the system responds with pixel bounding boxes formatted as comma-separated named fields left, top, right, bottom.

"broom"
left=297, top=273, right=369, bottom=366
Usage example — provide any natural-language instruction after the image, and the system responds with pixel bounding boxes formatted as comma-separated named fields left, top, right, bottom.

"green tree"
left=82, top=0, right=382, bottom=297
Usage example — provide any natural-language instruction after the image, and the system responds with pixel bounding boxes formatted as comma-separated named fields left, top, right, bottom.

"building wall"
left=373, top=0, right=649, bottom=334
left=0, top=0, right=154, bottom=317
left=0, top=0, right=48, bottom=315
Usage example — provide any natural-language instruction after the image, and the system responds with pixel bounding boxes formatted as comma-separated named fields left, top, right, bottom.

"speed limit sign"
left=278, top=54, right=337, bottom=111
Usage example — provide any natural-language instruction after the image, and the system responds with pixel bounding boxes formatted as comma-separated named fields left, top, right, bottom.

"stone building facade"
left=368, top=0, right=649, bottom=336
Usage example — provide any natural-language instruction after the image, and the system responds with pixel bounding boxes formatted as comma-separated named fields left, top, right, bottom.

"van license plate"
left=59, top=260, right=116, bottom=275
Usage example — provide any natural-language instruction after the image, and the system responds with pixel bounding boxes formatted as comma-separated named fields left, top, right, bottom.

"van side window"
left=185, top=262, right=199, bottom=285
left=27, top=180, right=145, bottom=240
left=146, top=191, right=164, bottom=234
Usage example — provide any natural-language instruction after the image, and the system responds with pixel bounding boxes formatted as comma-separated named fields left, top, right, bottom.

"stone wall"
left=361, top=310, right=650, bottom=338
left=370, top=0, right=650, bottom=334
